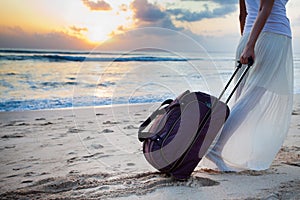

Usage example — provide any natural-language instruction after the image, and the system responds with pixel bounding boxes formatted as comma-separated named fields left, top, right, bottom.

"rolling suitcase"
left=138, top=58, right=254, bottom=180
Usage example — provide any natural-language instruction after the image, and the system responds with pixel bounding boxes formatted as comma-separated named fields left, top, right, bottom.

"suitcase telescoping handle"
left=138, top=57, right=254, bottom=141
left=218, top=57, right=254, bottom=104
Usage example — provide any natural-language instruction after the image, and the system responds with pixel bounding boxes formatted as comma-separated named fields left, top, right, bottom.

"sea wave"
left=0, top=94, right=174, bottom=112
left=0, top=54, right=194, bottom=62
left=0, top=49, right=137, bottom=55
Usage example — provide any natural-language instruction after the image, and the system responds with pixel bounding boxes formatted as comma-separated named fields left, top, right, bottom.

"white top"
left=244, top=0, right=291, bottom=38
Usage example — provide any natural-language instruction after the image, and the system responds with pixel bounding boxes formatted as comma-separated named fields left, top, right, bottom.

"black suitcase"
left=138, top=58, right=254, bottom=180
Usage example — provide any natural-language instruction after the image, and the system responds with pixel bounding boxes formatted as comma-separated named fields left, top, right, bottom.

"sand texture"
left=0, top=95, right=299, bottom=199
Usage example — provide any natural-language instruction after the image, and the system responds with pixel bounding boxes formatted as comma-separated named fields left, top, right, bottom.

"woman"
left=201, top=0, right=294, bottom=171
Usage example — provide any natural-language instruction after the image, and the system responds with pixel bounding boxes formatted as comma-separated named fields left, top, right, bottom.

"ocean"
left=0, top=49, right=299, bottom=112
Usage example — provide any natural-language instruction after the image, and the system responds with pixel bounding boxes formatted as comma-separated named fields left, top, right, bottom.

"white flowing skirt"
left=200, top=32, right=294, bottom=171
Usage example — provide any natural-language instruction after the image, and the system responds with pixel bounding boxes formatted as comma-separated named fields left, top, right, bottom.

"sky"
left=0, top=0, right=299, bottom=52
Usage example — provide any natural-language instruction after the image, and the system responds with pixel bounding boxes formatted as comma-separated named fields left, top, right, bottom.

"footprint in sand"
left=101, top=129, right=114, bottom=133
left=67, top=128, right=83, bottom=133
left=5, top=174, right=19, bottom=178
left=69, top=170, right=79, bottom=174
left=82, top=153, right=103, bottom=159
left=123, top=125, right=138, bottom=129
left=4, top=145, right=16, bottom=149
left=40, top=172, right=50, bottom=176
left=2, top=133, right=25, bottom=139
left=103, top=121, right=120, bottom=125
left=24, top=172, right=35, bottom=177
left=292, top=110, right=300, bottom=115
left=2, top=121, right=24, bottom=127
left=90, top=144, right=104, bottom=149
left=21, top=180, right=33, bottom=184
left=67, top=157, right=79, bottom=164
left=16, top=122, right=30, bottom=126
left=12, top=165, right=32, bottom=171
left=40, top=122, right=53, bottom=126
left=2, top=122, right=15, bottom=127
left=83, top=136, right=94, bottom=141
left=35, top=118, right=46, bottom=121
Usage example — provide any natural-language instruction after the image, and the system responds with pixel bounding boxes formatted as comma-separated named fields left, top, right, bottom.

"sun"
left=80, top=1, right=134, bottom=44
left=60, top=0, right=135, bottom=46
left=85, top=26, right=111, bottom=44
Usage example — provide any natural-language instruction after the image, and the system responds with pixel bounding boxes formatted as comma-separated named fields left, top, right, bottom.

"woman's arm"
left=239, top=0, right=247, bottom=35
left=240, top=0, right=274, bottom=64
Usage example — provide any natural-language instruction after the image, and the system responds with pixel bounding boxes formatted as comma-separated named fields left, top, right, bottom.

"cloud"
left=0, top=26, right=93, bottom=50
left=167, top=4, right=237, bottom=22
left=97, top=27, right=240, bottom=54
left=181, top=0, right=237, bottom=4
left=82, top=0, right=112, bottom=11
left=69, top=26, right=88, bottom=35
left=130, top=0, right=182, bottom=31
left=68, top=26, right=88, bottom=38
left=98, top=27, right=202, bottom=52
left=98, top=0, right=241, bottom=52
left=119, top=4, right=128, bottom=12
left=0, top=1, right=241, bottom=51
left=131, top=0, right=166, bottom=22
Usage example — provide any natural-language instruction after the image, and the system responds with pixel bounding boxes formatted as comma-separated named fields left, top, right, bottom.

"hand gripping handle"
left=224, top=57, right=254, bottom=104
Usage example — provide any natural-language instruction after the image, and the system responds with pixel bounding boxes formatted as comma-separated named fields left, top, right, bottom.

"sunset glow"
left=0, top=0, right=299, bottom=51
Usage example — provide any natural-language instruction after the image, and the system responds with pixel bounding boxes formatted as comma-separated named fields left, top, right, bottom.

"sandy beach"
left=0, top=94, right=299, bottom=200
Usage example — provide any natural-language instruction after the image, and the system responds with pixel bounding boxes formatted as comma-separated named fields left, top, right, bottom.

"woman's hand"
left=240, top=44, right=255, bottom=64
